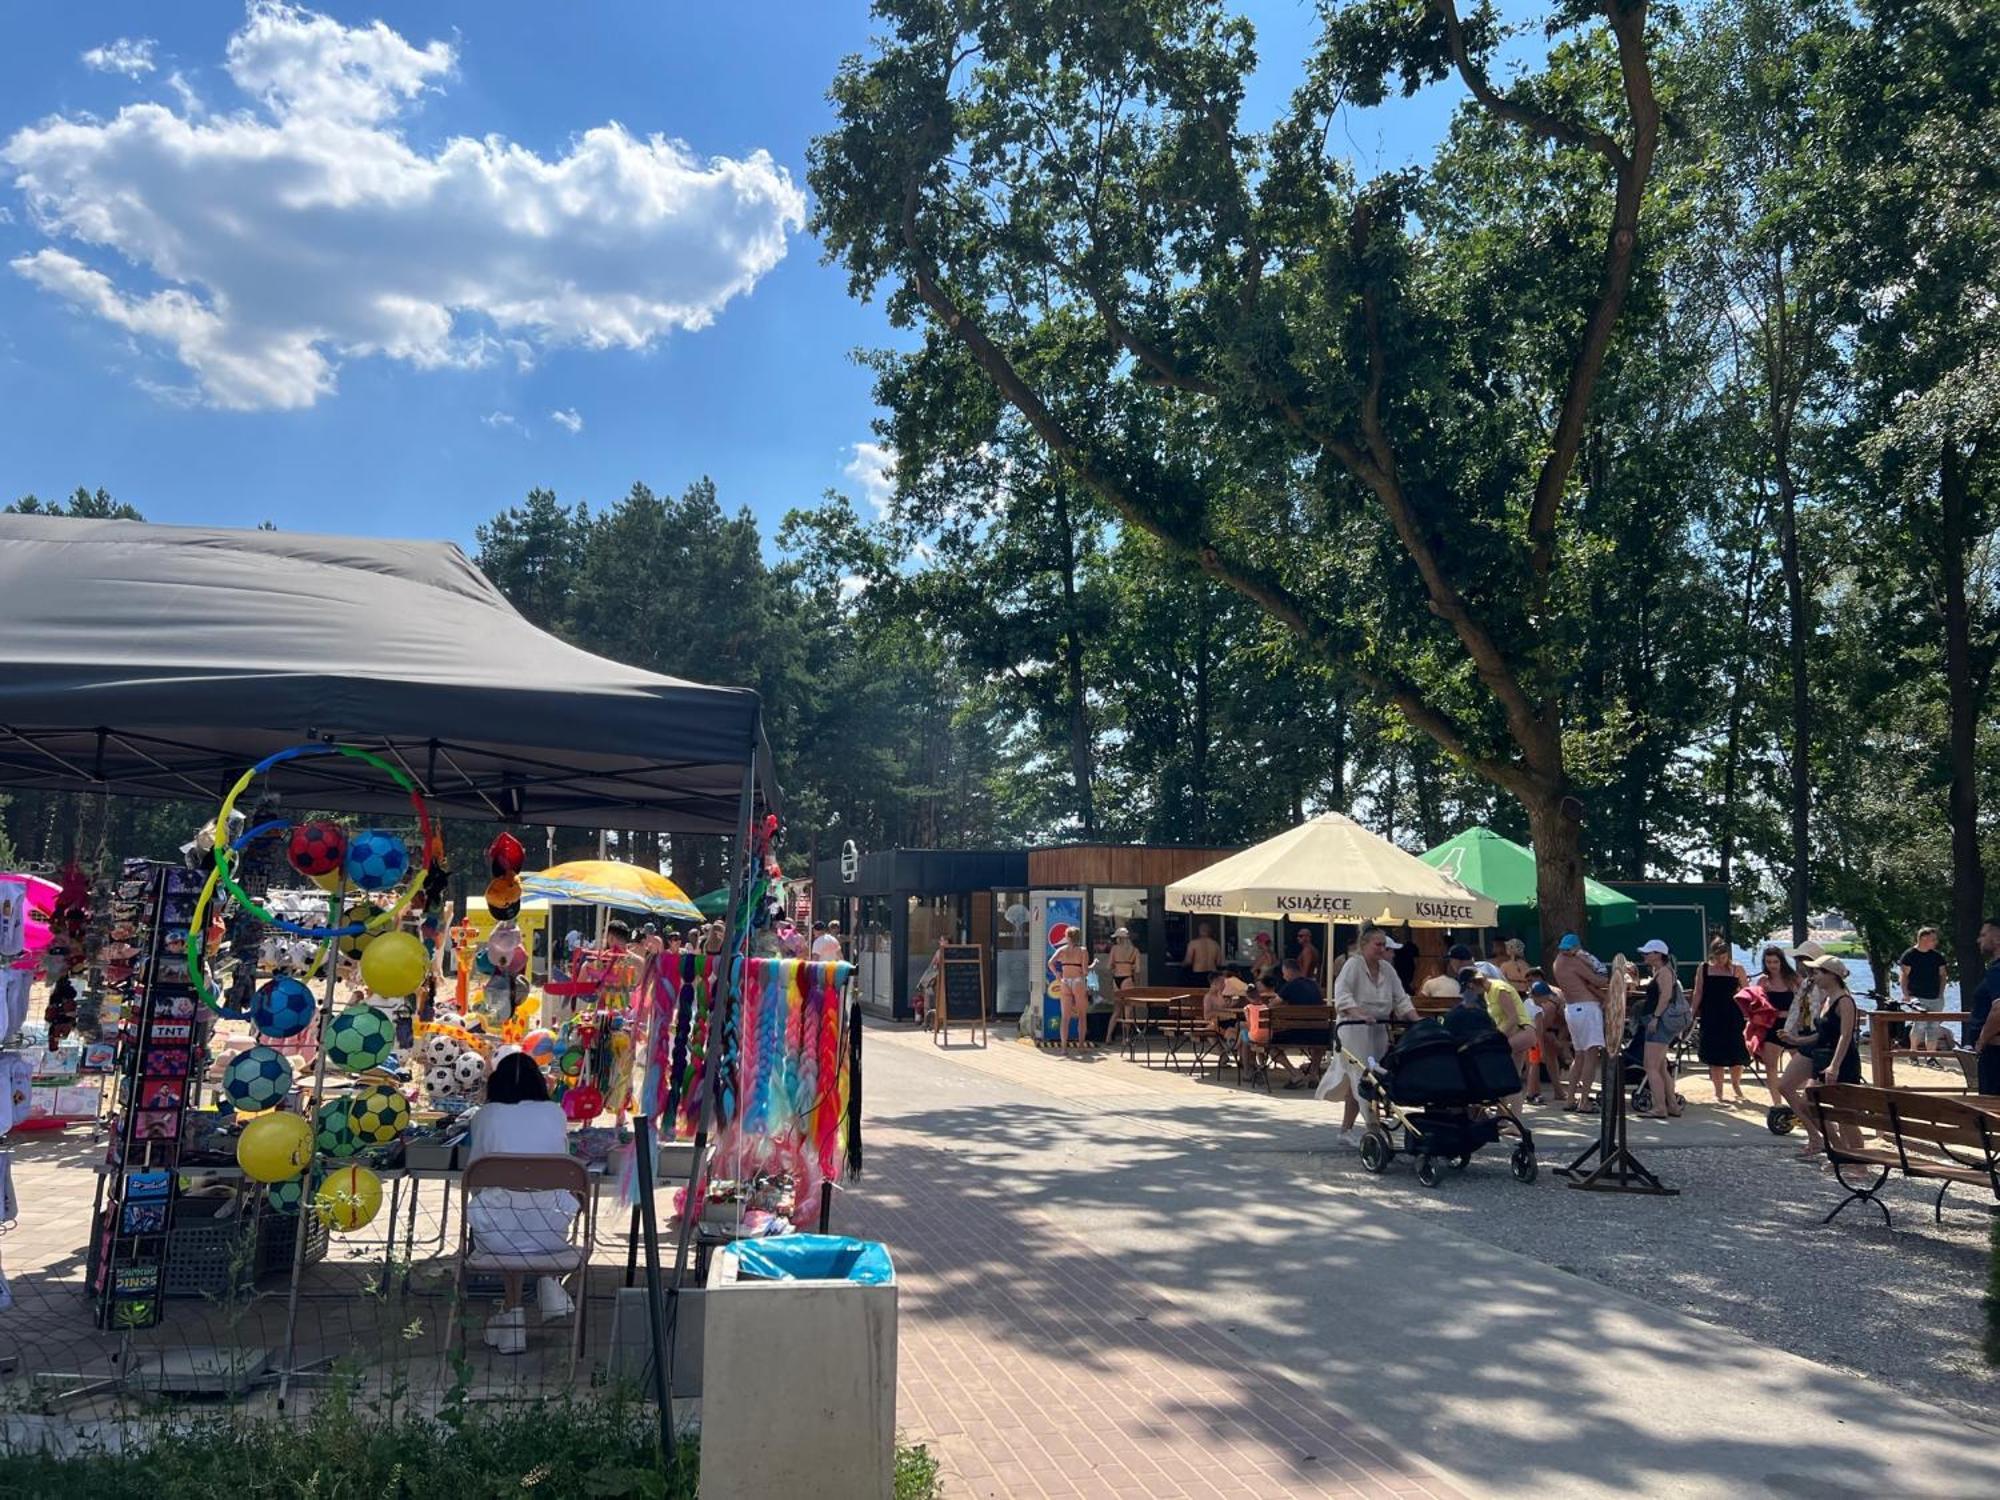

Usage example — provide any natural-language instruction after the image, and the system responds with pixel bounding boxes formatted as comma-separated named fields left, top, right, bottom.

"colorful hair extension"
left=663, top=956, right=696, bottom=1130
left=812, top=962, right=843, bottom=1189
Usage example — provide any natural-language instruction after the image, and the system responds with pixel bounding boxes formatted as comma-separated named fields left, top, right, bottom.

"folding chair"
left=448, top=1154, right=595, bottom=1374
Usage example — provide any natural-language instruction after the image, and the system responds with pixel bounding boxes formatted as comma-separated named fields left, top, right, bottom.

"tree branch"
left=1438, top=0, right=1628, bottom=172
left=897, top=184, right=1524, bottom=792
left=1523, top=0, right=1661, bottom=583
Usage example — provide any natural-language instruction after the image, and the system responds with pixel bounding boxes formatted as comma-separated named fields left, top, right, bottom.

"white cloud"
left=481, top=410, right=523, bottom=433
left=7, top=3, right=804, bottom=410
left=843, top=441, right=897, bottom=514
left=164, top=71, right=204, bottom=117
left=82, top=39, right=156, bottom=78
left=548, top=407, right=583, bottom=434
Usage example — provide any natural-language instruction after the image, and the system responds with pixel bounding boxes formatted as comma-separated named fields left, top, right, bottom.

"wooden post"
left=1869, top=1015, right=1894, bottom=1089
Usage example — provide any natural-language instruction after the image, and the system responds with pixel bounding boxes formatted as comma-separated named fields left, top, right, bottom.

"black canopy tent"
left=0, top=514, right=777, bottom=1428
left=0, top=514, right=778, bottom=833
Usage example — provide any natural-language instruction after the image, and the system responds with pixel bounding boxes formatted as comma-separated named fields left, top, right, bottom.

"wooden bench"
left=1803, top=1083, right=2000, bottom=1226
left=1153, top=995, right=1220, bottom=1073
left=1245, top=1004, right=1333, bottom=1091
left=1864, top=1009, right=1975, bottom=1091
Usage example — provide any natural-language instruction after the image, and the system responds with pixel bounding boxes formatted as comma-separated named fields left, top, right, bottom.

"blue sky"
left=0, top=2, right=1491, bottom=553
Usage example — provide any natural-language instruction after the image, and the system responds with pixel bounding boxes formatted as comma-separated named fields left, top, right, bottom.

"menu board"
left=934, top=943, right=988, bottom=1045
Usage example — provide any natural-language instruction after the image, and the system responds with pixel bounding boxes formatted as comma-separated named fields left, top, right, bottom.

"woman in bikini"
left=1107, top=926, right=1143, bottom=1049
left=1053, top=932, right=1091, bottom=1049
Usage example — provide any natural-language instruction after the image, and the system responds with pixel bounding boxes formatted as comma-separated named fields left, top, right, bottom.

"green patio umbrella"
left=1419, top=827, right=1638, bottom=934
left=693, top=886, right=731, bottom=918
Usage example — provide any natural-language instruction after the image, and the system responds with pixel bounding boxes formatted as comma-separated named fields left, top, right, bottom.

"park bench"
left=1803, top=1082, right=2000, bottom=1226
left=1153, top=994, right=1217, bottom=1073
left=1862, top=1008, right=1977, bottom=1092
left=1244, top=1003, right=1333, bottom=1092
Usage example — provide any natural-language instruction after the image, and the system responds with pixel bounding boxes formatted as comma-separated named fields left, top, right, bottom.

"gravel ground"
left=1255, top=1128, right=2000, bottom=1420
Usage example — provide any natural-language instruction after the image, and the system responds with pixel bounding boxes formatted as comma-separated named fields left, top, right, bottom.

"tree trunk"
left=1776, top=461, right=1811, bottom=944
left=1053, top=490, right=1095, bottom=836
left=1330, top=687, right=1349, bottom=808
left=1939, top=439, right=1986, bottom=994
left=1716, top=534, right=1761, bottom=943
left=1525, top=789, right=1588, bottom=954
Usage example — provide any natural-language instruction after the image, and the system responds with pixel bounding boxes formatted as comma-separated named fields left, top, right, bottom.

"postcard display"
left=92, top=860, right=206, bottom=1330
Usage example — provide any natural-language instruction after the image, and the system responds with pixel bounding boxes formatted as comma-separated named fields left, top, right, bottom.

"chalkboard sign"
left=934, top=942, right=988, bottom=1045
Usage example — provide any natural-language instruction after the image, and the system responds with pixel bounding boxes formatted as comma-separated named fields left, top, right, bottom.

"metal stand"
left=1556, top=1046, right=1677, bottom=1195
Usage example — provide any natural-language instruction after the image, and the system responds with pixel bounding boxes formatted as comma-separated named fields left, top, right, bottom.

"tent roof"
left=1419, top=828, right=1638, bottom=921
left=1164, top=812, right=1497, bottom=928
left=0, top=515, right=774, bottom=833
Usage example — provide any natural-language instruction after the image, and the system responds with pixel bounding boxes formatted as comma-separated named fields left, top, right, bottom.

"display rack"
left=91, top=859, right=208, bottom=1329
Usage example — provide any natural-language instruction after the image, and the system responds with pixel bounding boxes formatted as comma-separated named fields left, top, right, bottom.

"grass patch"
left=0, top=1389, right=943, bottom=1499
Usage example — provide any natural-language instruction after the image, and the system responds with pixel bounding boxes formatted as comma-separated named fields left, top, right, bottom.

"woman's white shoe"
left=482, top=1306, right=527, bottom=1354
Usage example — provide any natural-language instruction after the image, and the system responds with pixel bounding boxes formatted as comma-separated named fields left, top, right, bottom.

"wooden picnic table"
left=1863, top=1008, right=1974, bottom=1091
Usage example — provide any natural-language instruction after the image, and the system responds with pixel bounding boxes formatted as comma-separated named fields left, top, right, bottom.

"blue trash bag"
left=734, top=1235, right=894, bottom=1285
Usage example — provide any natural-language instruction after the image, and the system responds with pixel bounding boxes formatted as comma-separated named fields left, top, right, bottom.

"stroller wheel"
left=1415, top=1155, right=1441, bottom=1188
left=1766, top=1106, right=1797, bottom=1136
left=1358, top=1127, right=1393, bottom=1175
left=1511, top=1144, right=1538, bottom=1183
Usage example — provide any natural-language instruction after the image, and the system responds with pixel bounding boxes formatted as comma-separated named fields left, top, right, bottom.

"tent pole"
left=656, top=755, right=757, bottom=1441
left=277, top=871, right=346, bottom=1409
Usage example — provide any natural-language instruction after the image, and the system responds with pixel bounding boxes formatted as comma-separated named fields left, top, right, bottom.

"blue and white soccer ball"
left=224, top=1045, right=294, bottom=1113
left=343, top=831, right=410, bottom=892
left=253, top=977, right=317, bottom=1040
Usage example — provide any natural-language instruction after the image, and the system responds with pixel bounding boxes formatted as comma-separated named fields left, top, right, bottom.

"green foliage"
left=0, top=1396, right=945, bottom=1500
left=6, top=486, right=144, bottom=520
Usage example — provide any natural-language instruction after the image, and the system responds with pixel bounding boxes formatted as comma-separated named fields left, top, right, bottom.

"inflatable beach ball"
left=237, top=1110, right=313, bottom=1183
left=288, top=820, right=346, bottom=879
left=347, top=1084, right=409, bottom=1146
left=315, top=1165, right=383, bottom=1233
left=344, top=831, right=410, bottom=893
left=224, top=1046, right=294, bottom=1113
left=359, top=929, right=427, bottom=998
left=253, top=976, right=317, bottom=1040
left=325, top=1005, right=394, bottom=1072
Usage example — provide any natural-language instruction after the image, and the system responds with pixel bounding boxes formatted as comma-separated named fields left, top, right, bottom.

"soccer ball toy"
left=422, top=1032, right=461, bottom=1067
left=425, top=1064, right=459, bottom=1099
left=288, top=820, right=346, bottom=878
left=224, top=1046, right=293, bottom=1112
left=267, top=1172, right=317, bottom=1215
left=347, top=1085, right=409, bottom=1145
left=451, top=1050, right=489, bottom=1090
left=325, top=1006, right=394, bottom=1072
left=314, top=1096, right=361, bottom=1157
left=253, top=976, right=316, bottom=1040
left=345, top=831, right=410, bottom=892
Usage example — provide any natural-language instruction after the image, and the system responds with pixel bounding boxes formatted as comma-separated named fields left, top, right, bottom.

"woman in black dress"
left=1749, top=945, right=1800, bottom=1109
left=1693, top=935, right=1751, bottom=1105
left=1775, top=955, right=1863, bottom=1157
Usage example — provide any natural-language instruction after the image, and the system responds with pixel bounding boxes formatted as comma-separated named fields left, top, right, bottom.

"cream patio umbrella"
left=1165, top=812, right=1498, bottom=928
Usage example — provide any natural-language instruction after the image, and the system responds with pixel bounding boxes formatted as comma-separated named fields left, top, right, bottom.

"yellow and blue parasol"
left=519, top=860, right=701, bottom=921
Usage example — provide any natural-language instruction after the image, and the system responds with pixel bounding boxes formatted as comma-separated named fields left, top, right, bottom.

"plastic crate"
left=162, top=1198, right=327, bottom=1298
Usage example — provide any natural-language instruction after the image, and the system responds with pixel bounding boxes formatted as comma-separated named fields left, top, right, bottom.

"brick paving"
left=844, top=1122, right=1465, bottom=1499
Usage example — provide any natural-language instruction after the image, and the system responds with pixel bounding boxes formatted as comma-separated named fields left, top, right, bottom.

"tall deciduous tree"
left=811, top=0, right=1666, bottom=941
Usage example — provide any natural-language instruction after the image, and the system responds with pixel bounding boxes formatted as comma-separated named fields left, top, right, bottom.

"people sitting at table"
left=1202, top=970, right=1246, bottom=1050
left=1260, top=958, right=1329, bottom=1089
left=1325, top=926, right=1417, bottom=1146
left=466, top=1052, right=580, bottom=1354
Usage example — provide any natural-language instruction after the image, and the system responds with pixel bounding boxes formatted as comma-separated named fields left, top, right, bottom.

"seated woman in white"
left=466, top=1052, right=578, bottom=1353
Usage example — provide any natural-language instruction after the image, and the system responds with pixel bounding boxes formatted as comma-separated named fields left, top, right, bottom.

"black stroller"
left=1346, top=1009, right=1538, bottom=1187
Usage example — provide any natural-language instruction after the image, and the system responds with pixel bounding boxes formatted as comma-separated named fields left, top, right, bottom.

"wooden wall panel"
left=1026, top=845, right=1238, bottom=889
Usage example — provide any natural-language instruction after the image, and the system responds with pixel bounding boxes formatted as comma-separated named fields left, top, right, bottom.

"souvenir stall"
left=0, top=515, right=796, bottom=1431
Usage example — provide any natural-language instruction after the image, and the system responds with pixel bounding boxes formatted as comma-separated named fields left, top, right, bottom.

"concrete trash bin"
left=698, top=1235, right=898, bottom=1500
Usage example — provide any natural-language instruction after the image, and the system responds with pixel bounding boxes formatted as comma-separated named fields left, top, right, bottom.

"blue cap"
left=1558, top=933, right=1581, bottom=951
left=1529, top=980, right=1555, bottom=997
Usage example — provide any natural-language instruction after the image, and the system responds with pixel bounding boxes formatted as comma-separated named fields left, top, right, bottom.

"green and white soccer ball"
left=325, top=1006, right=394, bottom=1073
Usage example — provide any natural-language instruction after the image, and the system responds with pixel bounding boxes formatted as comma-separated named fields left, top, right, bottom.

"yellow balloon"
left=314, top=1164, right=384, bottom=1232
left=236, top=1110, right=313, bottom=1183
left=360, top=930, right=428, bottom=998
left=310, top=868, right=343, bottom=893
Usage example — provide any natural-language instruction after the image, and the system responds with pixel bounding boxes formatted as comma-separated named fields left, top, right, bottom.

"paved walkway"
left=842, top=1025, right=2000, bottom=1500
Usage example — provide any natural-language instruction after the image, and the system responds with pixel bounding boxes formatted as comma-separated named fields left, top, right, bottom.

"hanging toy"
left=488, top=832, right=526, bottom=877
left=287, top=820, right=346, bottom=879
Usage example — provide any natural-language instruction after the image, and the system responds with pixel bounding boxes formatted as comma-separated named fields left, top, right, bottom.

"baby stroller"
left=1345, top=1010, right=1537, bottom=1187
